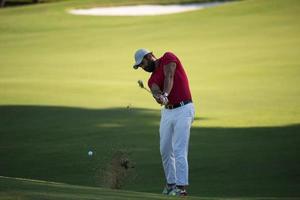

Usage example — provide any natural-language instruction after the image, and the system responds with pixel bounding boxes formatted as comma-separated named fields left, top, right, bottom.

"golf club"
left=137, top=80, right=167, bottom=106
left=137, top=80, right=152, bottom=94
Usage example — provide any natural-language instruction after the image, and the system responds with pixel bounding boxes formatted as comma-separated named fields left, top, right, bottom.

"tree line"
left=1, top=0, right=40, bottom=7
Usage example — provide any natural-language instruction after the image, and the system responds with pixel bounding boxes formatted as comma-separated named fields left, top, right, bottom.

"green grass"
left=0, top=0, right=299, bottom=127
left=0, top=0, right=300, bottom=199
left=0, top=176, right=298, bottom=200
left=0, top=106, right=299, bottom=197
left=0, top=176, right=206, bottom=200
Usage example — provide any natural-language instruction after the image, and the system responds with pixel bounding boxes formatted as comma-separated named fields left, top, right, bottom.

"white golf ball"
left=88, top=151, right=93, bottom=156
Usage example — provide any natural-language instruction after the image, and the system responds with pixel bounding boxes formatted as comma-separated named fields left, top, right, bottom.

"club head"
left=137, top=80, right=144, bottom=88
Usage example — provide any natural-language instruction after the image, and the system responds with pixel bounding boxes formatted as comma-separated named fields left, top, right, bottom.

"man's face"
left=139, top=54, right=155, bottom=73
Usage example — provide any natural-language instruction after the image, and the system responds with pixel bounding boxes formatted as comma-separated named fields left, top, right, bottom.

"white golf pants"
left=159, top=103, right=195, bottom=186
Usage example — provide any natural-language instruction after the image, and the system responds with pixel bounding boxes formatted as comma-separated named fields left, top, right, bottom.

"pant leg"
left=160, top=108, right=176, bottom=184
left=173, top=104, right=194, bottom=186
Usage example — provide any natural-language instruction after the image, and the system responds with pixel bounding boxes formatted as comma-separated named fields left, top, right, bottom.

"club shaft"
left=143, top=87, right=152, bottom=94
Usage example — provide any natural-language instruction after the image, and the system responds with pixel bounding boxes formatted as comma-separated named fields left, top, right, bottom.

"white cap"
left=133, top=48, right=152, bottom=69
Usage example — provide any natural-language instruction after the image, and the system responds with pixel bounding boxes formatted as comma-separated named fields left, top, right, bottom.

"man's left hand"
left=154, top=94, right=168, bottom=105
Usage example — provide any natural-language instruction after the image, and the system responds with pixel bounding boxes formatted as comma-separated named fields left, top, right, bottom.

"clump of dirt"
left=97, top=150, right=135, bottom=189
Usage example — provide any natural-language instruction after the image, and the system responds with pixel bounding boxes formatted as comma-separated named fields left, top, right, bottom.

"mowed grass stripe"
left=1, top=176, right=298, bottom=200
left=0, top=176, right=206, bottom=200
left=0, top=0, right=299, bottom=126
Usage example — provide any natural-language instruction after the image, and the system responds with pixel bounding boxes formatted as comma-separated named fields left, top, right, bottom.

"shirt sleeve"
left=163, top=52, right=178, bottom=65
left=148, top=71, right=163, bottom=90
left=148, top=75, right=155, bottom=89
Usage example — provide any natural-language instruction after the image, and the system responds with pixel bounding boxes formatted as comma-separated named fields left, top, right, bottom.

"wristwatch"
left=162, top=92, right=169, bottom=97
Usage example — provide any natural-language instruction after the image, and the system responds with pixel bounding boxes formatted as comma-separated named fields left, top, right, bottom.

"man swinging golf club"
left=133, top=48, right=195, bottom=196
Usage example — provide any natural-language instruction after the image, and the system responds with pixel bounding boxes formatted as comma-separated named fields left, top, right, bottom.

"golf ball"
left=88, top=151, right=93, bottom=156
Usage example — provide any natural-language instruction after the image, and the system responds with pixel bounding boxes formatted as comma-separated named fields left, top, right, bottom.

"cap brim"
left=133, top=64, right=139, bottom=69
left=133, top=60, right=142, bottom=69
left=133, top=51, right=152, bottom=69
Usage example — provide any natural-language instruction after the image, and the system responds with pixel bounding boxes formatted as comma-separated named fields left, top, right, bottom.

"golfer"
left=133, top=48, right=195, bottom=196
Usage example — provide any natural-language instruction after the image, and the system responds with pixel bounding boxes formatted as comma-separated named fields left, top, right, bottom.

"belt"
left=165, top=100, right=192, bottom=110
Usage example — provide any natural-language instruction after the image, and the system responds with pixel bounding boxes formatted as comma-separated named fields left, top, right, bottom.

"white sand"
left=68, top=2, right=226, bottom=16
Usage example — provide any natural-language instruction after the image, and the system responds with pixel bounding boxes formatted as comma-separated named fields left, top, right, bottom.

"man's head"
left=133, top=48, right=156, bottom=73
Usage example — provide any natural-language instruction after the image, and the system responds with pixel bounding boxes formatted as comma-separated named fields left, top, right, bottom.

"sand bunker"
left=68, top=2, right=226, bottom=16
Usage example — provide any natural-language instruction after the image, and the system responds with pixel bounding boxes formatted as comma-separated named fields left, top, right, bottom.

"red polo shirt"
left=148, top=52, right=192, bottom=105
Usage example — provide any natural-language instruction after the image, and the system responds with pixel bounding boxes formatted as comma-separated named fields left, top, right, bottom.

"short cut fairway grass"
left=0, top=0, right=299, bottom=127
left=0, top=0, right=300, bottom=199
left=0, top=176, right=203, bottom=200
left=0, top=176, right=298, bottom=200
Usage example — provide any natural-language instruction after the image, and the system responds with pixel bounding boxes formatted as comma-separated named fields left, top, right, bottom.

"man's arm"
left=149, top=62, right=176, bottom=105
left=150, top=83, right=164, bottom=104
left=150, top=83, right=170, bottom=105
left=163, top=62, right=176, bottom=96
left=150, top=83, right=162, bottom=97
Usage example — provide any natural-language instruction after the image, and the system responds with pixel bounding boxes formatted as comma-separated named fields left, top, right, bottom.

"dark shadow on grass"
left=0, top=105, right=300, bottom=197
